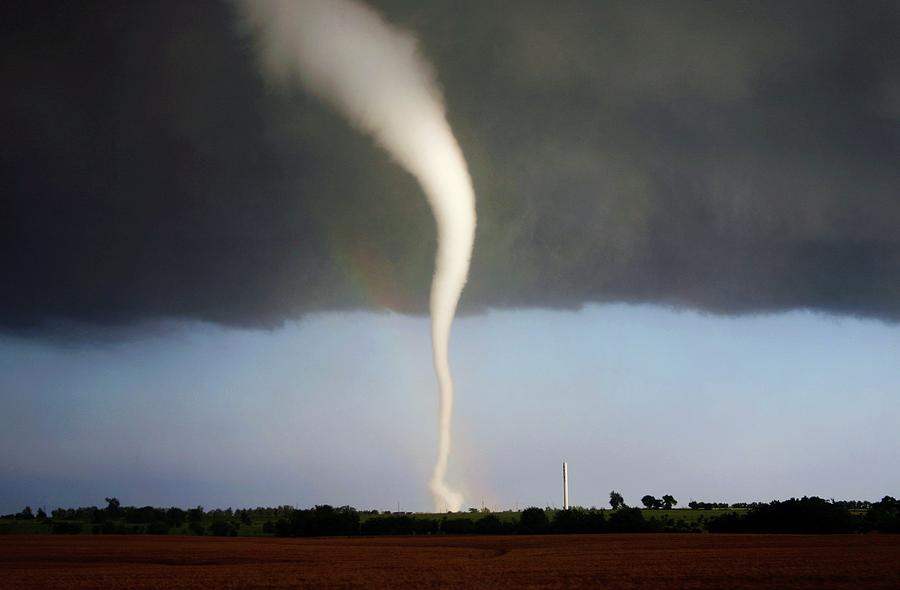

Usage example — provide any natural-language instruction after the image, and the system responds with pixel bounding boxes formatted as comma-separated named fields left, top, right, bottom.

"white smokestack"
left=233, top=0, right=476, bottom=512
left=562, top=461, right=569, bottom=510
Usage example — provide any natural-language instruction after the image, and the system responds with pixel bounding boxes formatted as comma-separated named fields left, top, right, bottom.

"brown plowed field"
left=2, top=533, right=900, bottom=589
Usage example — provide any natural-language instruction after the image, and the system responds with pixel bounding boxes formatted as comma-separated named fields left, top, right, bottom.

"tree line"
left=706, top=496, right=900, bottom=534
left=267, top=504, right=696, bottom=536
left=0, top=497, right=276, bottom=536
left=3, top=495, right=898, bottom=536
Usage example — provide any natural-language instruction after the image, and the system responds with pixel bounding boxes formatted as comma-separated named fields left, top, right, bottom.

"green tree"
left=239, top=510, right=252, bottom=525
left=864, top=496, right=900, bottom=533
left=166, top=507, right=185, bottom=527
left=661, top=494, right=677, bottom=509
left=188, top=506, right=204, bottom=522
left=146, top=521, right=171, bottom=535
left=607, top=506, right=647, bottom=532
left=105, top=497, right=121, bottom=517
left=609, top=491, right=625, bottom=510
left=209, top=520, right=239, bottom=537
left=51, top=522, right=83, bottom=534
left=641, top=495, right=659, bottom=509
left=474, top=514, right=503, bottom=534
left=518, top=507, right=549, bottom=534
left=442, top=517, right=475, bottom=534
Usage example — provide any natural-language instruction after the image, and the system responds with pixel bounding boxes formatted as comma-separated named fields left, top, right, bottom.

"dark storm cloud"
left=3, top=0, right=899, bottom=337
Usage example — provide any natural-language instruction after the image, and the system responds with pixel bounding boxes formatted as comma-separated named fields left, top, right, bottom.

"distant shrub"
left=688, top=501, right=730, bottom=510
left=166, top=507, right=186, bottom=527
left=474, top=514, right=504, bottom=535
left=125, top=506, right=166, bottom=524
left=146, top=521, right=171, bottom=535
left=752, top=496, right=857, bottom=533
left=209, top=520, right=239, bottom=537
left=606, top=507, right=647, bottom=533
left=89, top=508, right=106, bottom=525
left=273, top=505, right=359, bottom=537
left=188, top=521, right=206, bottom=536
left=706, top=497, right=857, bottom=533
left=362, top=515, right=439, bottom=535
left=552, top=508, right=606, bottom=534
left=187, top=506, right=204, bottom=522
left=863, top=496, right=900, bottom=533
left=518, top=507, right=549, bottom=534
left=51, top=522, right=83, bottom=535
left=705, top=511, right=744, bottom=533
left=273, top=518, right=291, bottom=536
left=644, top=514, right=696, bottom=533
left=414, top=518, right=440, bottom=535
left=442, top=517, right=475, bottom=535
left=93, top=521, right=133, bottom=535
left=362, top=515, right=413, bottom=535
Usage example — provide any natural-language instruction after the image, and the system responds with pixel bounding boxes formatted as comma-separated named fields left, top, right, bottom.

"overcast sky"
left=2, top=0, right=899, bottom=512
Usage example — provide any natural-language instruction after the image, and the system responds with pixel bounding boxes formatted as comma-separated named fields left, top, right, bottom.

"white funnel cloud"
left=235, top=0, right=475, bottom=512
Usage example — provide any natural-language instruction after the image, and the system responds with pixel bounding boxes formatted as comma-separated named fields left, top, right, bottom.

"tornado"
left=235, top=0, right=475, bottom=512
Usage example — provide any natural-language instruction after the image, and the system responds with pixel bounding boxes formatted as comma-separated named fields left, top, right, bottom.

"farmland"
left=2, top=533, right=900, bottom=589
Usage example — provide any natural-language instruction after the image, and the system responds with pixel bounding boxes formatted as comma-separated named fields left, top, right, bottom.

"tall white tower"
left=562, top=461, right=569, bottom=510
